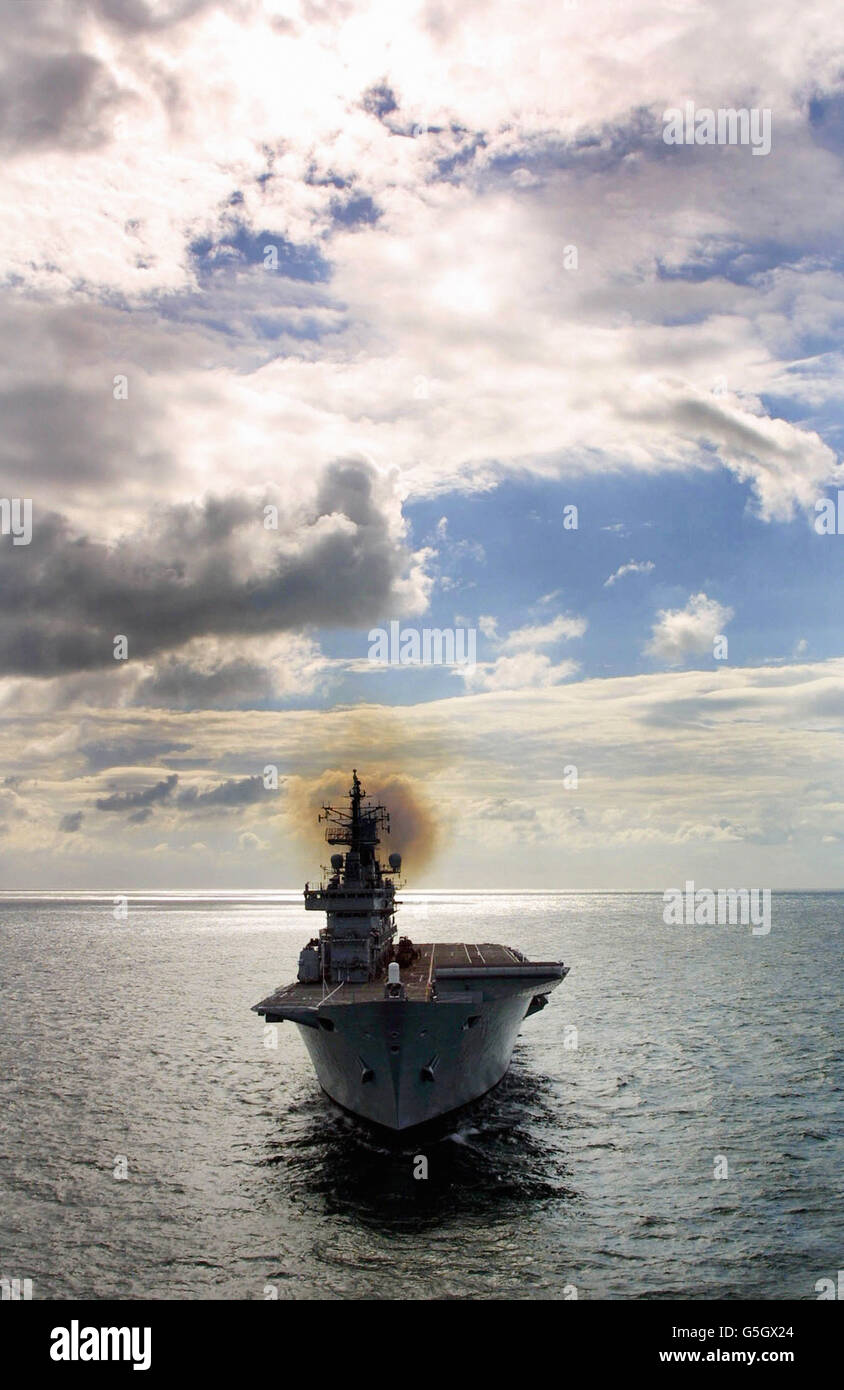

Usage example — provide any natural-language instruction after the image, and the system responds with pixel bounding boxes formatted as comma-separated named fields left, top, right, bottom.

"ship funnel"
left=388, top=853, right=402, bottom=872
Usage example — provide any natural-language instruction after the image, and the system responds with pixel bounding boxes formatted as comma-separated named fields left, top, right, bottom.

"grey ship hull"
left=298, top=989, right=552, bottom=1130
left=256, top=946, right=568, bottom=1131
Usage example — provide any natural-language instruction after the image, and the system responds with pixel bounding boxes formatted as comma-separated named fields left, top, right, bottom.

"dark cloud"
left=0, top=300, right=186, bottom=504
left=80, top=737, right=192, bottom=771
left=0, top=50, right=125, bottom=155
left=90, top=0, right=215, bottom=33
left=177, top=775, right=264, bottom=810
left=0, top=0, right=222, bottom=159
left=474, top=798, right=538, bottom=822
left=0, top=294, right=342, bottom=506
left=0, top=0, right=129, bottom=156
left=93, top=771, right=265, bottom=820
left=95, top=773, right=178, bottom=812
left=134, top=657, right=277, bottom=709
left=0, top=378, right=171, bottom=489
left=0, top=460, right=422, bottom=678
left=59, top=810, right=83, bottom=832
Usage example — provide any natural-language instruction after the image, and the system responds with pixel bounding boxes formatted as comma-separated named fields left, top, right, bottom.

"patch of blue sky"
left=244, top=455, right=843, bottom=714
left=152, top=245, right=344, bottom=358
left=483, top=108, right=680, bottom=183
left=654, top=242, right=798, bottom=286
left=757, top=389, right=844, bottom=437
left=393, top=469, right=844, bottom=679
left=433, top=131, right=488, bottom=181
left=249, top=311, right=344, bottom=343
left=188, top=218, right=331, bottom=284
left=328, top=193, right=381, bottom=228
left=808, top=92, right=844, bottom=153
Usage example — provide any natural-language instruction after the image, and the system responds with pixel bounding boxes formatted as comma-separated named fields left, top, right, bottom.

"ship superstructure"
left=297, top=770, right=400, bottom=986
left=254, top=771, right=568, bottom=1131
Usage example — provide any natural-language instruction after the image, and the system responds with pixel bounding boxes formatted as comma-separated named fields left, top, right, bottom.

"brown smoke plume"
left=277, top=704, right=456, bottom=880
left=283, top=765, right=440, bottom=880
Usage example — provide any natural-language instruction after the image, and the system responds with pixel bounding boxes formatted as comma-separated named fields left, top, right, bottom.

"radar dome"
left=330, top=853, right=344, bottom=871
left=388, top=852, right=402, bottom=871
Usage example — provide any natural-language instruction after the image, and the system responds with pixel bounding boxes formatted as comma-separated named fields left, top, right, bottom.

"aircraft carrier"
left=253, top=771, right=569, bottom=1131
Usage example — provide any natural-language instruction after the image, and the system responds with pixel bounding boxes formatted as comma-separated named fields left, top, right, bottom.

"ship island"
left=253, top=771, right=569, bottom=1131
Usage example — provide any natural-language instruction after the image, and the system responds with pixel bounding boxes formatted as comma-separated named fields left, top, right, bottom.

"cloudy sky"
left=1, top=0, right=843, bottom=889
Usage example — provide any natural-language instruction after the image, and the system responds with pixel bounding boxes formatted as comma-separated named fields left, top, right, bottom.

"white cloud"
left=459, top=610, right=586, bottom=690
left=499, top=614, right=587, bottom=650
left=645, top=592, right=734, bottom=666
left=0, top=0, right=841, bottom=528
left=605, top=559, right=655, bottom=587
left=238, top=830, right=268, bottom=852
left=3, top=659, right=844, bottom=887
left=462, top=651, right=580, bottom=692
